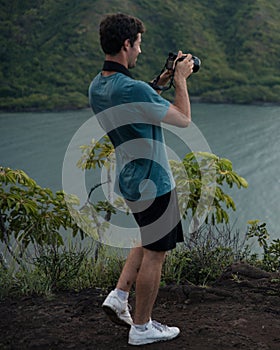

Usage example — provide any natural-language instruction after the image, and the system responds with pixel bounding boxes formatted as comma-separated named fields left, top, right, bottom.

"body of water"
left=1, top=103, right=279, bottom=243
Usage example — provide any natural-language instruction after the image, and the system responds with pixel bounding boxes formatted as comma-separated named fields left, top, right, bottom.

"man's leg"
left=116, top=246, right=144, bottom=292
left=102, top=247, right=144, bottom=326
left=134, top=248, right=166, bottom=325
left=128, top=248, right=180, bottom=346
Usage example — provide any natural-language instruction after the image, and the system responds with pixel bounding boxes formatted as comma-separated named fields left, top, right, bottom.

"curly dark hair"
left=99, top=13, right=145, bottom=55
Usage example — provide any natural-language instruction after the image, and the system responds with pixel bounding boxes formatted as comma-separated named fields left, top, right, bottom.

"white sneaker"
left=102, top=290, right=133, bottom=327
left=128, top=319, right=180, bottom=346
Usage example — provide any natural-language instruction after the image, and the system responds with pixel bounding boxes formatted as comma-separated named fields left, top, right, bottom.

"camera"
left=165, top=52, right=201, bottom=73
left=148, top=51, right=201, bottom=91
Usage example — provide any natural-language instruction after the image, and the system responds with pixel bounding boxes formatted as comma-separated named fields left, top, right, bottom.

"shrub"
left=162, top=223, right=246, bottom=286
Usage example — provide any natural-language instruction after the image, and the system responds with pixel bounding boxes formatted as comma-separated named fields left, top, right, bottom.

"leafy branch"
left=0, top=166, right=82, bottom=267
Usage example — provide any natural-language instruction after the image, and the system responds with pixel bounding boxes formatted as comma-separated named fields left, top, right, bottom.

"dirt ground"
left=1, top=262, right=280, bottom=350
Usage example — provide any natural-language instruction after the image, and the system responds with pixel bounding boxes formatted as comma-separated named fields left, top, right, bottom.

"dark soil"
left=1, top=263, right=280, bottom=350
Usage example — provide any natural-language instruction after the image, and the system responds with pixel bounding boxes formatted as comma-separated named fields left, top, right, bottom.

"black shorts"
left=125, top=189, right=184, bottom=251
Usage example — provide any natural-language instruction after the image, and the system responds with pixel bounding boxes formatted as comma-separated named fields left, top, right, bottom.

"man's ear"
left=123, top=38, right=131, bottom=51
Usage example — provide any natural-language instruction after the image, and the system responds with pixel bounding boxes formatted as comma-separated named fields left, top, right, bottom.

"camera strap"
left=102, top=61, right=133, bottom=78
left=148, top=62, right=175, bottom=92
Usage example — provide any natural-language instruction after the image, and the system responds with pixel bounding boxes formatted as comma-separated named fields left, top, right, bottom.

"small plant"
left=32, top=242, right=90, bottom=291
left=246, top=220, right=280, bottom=272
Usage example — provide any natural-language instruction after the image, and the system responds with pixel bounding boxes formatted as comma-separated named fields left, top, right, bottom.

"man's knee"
left=143, top=248, right=167, bottom=263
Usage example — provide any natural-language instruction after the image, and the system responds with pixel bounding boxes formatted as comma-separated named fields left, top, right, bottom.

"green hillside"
left=1, top=0, right=280, bottom=111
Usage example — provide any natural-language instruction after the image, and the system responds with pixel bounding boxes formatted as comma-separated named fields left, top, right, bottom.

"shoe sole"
left=128, top=330, right=180, bottom=346
left=128, top=335, right=179, bottom=346
left=102, top=305, right=132, bottom=328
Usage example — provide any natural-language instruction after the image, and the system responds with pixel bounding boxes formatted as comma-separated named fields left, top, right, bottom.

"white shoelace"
left=151, top=320, right=168, bottom=332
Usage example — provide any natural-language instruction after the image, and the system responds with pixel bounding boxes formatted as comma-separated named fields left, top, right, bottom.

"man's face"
left=127, top=33, right=142, bottom=69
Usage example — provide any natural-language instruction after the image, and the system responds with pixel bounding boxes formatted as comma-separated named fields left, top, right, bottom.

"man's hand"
left=174, top=51, right=194, bottom=85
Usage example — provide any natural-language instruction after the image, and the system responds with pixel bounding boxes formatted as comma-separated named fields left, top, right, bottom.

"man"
left=88, top=13, right=194, bottom=346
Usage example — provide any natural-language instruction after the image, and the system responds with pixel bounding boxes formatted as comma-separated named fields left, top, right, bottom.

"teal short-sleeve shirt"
left=89, top=72, right=175, bottom=200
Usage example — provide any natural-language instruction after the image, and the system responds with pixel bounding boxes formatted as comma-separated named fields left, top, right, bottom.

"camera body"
left=165, top=52, right=201, bottom=73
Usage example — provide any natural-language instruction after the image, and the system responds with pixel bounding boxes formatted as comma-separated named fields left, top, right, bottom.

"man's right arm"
left=162, top=52, right=193, bottom=128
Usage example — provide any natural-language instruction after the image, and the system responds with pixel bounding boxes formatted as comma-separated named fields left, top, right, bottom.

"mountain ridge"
left=1, top=0, right=280, bottom=111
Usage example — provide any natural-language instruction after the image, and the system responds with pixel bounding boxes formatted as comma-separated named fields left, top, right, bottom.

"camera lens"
left=192, top=56, right=201, bottom=73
